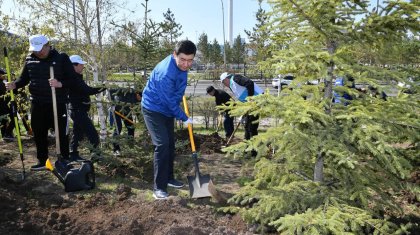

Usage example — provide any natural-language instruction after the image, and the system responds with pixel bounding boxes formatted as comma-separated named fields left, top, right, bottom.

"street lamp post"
left=220, top=0, right=227, bottom=69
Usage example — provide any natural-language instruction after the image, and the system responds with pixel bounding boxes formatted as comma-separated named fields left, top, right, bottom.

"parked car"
left=272, top=74, right=294, bottom=88
left=271, top=77, right=280, bottom=88
left=272, top=74, right=319, bottom=88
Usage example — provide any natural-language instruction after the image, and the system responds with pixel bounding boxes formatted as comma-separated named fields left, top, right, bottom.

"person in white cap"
left=68, top=55, right=106, bottom=162
left=219, top=72, right=263, bottom=146
left=6, top=34, right=79, bottom=170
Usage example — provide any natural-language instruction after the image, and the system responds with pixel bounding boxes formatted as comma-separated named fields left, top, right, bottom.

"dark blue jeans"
left=142, top=107, right=175, bottom=192
left=69, top=109, right=100, bottom=156
left=224, top=113, right=234, bottom=138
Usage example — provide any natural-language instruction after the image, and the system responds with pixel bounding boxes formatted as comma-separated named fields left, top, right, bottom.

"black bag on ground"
left=56, top=160, right=95, bottom=192
left=64, top=161, right=95, bottom=192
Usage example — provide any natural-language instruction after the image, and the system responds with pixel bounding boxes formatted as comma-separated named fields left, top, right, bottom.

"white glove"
left=183, top=117, right=193, bottom=125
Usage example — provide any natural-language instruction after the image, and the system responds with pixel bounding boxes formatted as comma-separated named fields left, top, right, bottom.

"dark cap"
left=206, top=86, right=215, bottom=94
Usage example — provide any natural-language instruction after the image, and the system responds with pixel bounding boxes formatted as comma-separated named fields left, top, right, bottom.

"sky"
left=2, top=0, right=383, bottom=44
left=1, top=0, right=268, bottom=44
left=135, top=0, right=268, bottom=43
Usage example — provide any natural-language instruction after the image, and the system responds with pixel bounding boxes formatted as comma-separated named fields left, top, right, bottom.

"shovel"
left=3, top=47, right=25, bottom=181
left=114, top=110, right=135, bottom=125
left=48, top=67, right=72, bottom=174
left=182, top=96, right=213, bottom=198
left=214, top=114, right=223, bottom=133
left=225, top=115, right=243, bottom=146
left=45, top=158, right=65, bottom=184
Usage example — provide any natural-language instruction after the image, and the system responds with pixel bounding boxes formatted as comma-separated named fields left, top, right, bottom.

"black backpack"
left=55, top=160, right=95, bottom=192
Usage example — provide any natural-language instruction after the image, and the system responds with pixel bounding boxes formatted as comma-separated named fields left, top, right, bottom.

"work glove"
left=183, top=117, right=193, bottom=125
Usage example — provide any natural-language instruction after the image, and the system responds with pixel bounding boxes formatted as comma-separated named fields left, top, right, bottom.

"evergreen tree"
left=244, top=0, right=271, bottom=66
left=197, top=33, right=210, bottom=65
left=115, top=0, right=162, bottom=73
left=209, top=39, right=223, bottom=67
left=224, top=0, right=419, bottom=233
left=159, top=8, right=183, bottom=55
left=224, top=42, right=233, bottom=65
left=231, top=34, right=246, bottom=67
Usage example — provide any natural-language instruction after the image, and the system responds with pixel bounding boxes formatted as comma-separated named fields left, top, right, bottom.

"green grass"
left=108, top=73, right=138, bottom=81
left=108, top=71, right=216, bottom=82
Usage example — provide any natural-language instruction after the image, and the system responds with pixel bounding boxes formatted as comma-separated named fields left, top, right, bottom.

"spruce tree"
left=159, top=8, right=183, bottom=55
left=231, top=34, right=246, bottom=68
left=197, top=33, right=210, bottom=65
left=223, top=0, right=419, bottom=233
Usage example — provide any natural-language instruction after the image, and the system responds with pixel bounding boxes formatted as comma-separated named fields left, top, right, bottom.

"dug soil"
left=0, top=130, right=255, bottom=235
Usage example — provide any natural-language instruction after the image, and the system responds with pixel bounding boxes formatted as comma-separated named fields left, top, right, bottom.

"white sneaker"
left=153, top=190, right=169, bottom=200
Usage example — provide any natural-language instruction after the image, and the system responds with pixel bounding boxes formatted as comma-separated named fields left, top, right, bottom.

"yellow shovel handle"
left=182, top=96, right=196, bottom=152
left=114, top=110, right=135, bottom=125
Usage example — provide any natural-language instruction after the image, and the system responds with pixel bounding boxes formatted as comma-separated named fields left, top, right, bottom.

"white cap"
left=29, top=34, right=49, bottom=52
left=220, top=72, right=229, bottom=82
left=69, top=55, right=87, bottom=64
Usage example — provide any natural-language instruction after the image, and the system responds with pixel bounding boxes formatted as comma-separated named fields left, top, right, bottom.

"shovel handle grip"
left=182, top=96, right=196, bottom=152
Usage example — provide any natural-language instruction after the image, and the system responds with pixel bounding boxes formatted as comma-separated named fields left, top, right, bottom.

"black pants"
left=244, top=114, right=259, bottom=140
left=112, top=109, right=134, bottom=152
left=224, top=113, right=234, bottom=138
left=142, top=107, right=175, bottom=192
left=69, top=109, right=100, bottom=156
left=31, top=102, right=69, bottom=163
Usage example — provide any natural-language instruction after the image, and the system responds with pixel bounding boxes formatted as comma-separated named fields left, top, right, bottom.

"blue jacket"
left=141, top=55, right=188, bottom=121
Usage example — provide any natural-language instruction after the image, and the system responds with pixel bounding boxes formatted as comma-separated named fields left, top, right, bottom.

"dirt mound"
left=0, top=178, right=249, bottom=235
left=175, top=129, right=225, bottom=155
left=0, top=137, right=252, bottom=235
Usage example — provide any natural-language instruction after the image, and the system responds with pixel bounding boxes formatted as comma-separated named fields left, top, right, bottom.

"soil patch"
left=0, top=132, right=253, bottom=235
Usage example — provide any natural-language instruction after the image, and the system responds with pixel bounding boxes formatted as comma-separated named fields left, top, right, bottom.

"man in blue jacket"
left=141, top=40, right=196, bottom=199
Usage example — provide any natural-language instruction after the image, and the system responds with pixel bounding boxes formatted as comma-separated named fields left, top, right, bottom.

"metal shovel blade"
left=188, top=173, right=212, bottom=198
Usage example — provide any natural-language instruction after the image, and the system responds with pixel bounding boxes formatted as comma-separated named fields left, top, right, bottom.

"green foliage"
left=159, top=8, right=183, bottom=54
left=197, top=33, right=210, bottom=64
left=209, top=39, right=223, bottom=66
left=230, top=34, right=246, bottom=66
left=245, top=0, right=272, bottom=65
left=273, top=204, right=402, bottom=235
left=222, top=2, right=419, bottom=230
left=225, top=89, right=418, bottom=232
left=193, top=97, right=218, bottom=129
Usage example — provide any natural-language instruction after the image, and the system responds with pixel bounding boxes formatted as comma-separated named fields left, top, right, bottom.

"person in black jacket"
left=6, top=34, right=79, bottom=170
left=206, top=85, right=234, bottom=138
left=0, top=68, right=15, bottom=142
left=110, top=88, right=141, bottom=156
left=68, top=55, right=106, bottom=162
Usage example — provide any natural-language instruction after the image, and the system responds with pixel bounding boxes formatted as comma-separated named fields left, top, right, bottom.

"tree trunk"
left=314, top=39, right=337, bottom=183
left=314, top=152, right=324, bottom=182
left=95, top=0, right=107, bottom=140
left=91, top=59, right=107, bottom=139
